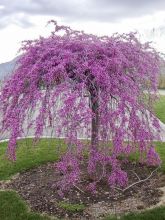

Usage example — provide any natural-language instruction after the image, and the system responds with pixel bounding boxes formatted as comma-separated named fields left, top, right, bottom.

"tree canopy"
left=0, top=21, right=162, bottom=194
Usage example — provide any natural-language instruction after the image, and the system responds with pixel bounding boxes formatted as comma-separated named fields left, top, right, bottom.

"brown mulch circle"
left=4, top=161, right=165, bottom=219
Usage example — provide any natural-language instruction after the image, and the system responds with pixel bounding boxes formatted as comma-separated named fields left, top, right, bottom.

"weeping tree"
left=0, top=21, right=162, bottom=195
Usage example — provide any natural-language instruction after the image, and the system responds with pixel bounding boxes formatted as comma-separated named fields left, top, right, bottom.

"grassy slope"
left=154, top=95, right=165, bottom=123
left=0, top=191, right=51, bottom=220
left=0, top=138, right=65, bottom=180
left=0, top=139, right=64, bottom=220
left=153, top=96, right=165, bottom=172
left=105, top=206, right=165, bottom=220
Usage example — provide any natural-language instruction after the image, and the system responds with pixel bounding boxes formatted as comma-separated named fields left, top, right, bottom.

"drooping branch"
left=114, top=166, right=160, bottom=193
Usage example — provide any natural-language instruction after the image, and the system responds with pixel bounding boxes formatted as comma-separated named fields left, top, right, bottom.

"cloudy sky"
left=0, top=0, right=165, bottom=63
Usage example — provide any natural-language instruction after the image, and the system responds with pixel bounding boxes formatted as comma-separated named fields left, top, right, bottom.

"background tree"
left=0, top=21, right=162, bottom=194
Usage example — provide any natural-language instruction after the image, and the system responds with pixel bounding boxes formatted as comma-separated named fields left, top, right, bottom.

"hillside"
left=0, top=57, right=18, bottom=80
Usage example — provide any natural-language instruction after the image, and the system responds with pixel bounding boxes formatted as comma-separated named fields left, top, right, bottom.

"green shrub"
left=58, top=201, right=85, bottom=213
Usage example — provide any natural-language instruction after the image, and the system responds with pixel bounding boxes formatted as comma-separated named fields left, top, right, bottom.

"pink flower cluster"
left=146, top=146, right=161, bottom=166
left=56, top=152, right=80, bottom=196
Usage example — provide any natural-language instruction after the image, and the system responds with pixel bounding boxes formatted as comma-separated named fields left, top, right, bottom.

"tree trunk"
left=90, top=88, right=99, bottom=150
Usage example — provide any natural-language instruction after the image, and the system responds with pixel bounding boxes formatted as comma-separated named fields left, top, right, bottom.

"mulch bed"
left=3, top=161, right=165, bottom=219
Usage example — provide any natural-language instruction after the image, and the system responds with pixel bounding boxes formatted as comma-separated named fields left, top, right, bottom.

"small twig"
left=96, top=163, right=106, bottom=183
left=114, top=166, right=160, bottom=193
left=131, top=170, right=141, bottom=181
left=73, top=184, right=85, bottom=193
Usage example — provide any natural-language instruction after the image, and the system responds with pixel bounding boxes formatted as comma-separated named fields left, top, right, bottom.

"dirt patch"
left=0, top=173, right=19, bottom=190
left=5, top=162, right=165, bottom=219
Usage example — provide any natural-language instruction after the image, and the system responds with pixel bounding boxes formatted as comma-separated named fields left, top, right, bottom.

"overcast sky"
left=0, top=0, right=165, bottom=63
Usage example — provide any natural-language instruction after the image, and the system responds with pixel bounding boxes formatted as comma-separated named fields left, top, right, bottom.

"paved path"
left=158, top=89, right=165, bottom=96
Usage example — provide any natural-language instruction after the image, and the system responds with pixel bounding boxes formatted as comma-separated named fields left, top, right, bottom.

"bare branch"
left=114, top=166, right=160, bottom=193
left=131, top=170, right=141, bottom=181
left=73, top=184, right=85, bottom=193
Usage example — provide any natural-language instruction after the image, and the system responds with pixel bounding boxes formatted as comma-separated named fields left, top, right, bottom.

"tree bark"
left=90, top=87, right=99, bottom=150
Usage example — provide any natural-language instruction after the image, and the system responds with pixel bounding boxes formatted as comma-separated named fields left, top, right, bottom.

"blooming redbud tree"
left=0, top=21, right=162, bottom=194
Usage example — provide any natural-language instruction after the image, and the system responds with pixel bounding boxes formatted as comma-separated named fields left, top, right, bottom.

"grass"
left=105, top=206, right=165, bottom=220
left=156, top=142, right=165, bottom=172
left=128, top=141, right=165, bottom=173
left=58, top=201, right=85, bottom=213
left=154, top=95, right=165, bottom=124
left=0, top=138, right=66, bottom=180
left=0, top=138, right=65, bottom=220
left=0, top=191, right=51, bottom=220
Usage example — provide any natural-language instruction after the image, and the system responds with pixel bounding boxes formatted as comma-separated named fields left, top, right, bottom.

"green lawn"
left=129, top=141, right=165, bottom=173
left=0, top=138, right=65, bottom=180
left=154, top=95, right=165, bottom=123
left=0, top=138, right=64, bottom=220
left=105, top=206, right=165, bottom=220
left=0, top=191, right=51, bottom=220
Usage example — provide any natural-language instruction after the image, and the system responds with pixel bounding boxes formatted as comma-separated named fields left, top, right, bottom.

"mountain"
left=0, top=57, right=18, bottom=80
left=0, top=56, right=164, bottom=81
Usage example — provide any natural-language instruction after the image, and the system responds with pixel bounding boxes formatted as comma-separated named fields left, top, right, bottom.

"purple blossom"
left=146, top=147, right=161, bottom=166
left=86, top=182, right=97, bottom=194
left=108, top=169, right=128, bottom=188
